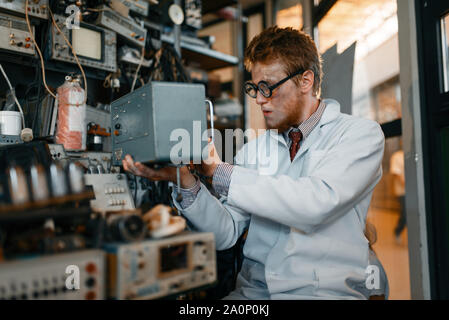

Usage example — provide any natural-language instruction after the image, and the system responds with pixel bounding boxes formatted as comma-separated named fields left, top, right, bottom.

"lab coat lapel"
left=294, top=127, right=322, bottom=161
left=269, top=129, right=288, bottom=148
left=292, top=99, right=341, bottom=162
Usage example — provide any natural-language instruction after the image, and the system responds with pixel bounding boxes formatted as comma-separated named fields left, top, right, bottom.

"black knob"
left=115, top=123, right=121, bottom=130
left=85, top=277, right=96, bottom=288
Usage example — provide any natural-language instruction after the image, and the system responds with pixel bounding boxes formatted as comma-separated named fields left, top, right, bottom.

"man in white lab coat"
left=123, top=26, right=387, bottom=299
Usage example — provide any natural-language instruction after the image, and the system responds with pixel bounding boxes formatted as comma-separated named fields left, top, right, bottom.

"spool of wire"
left=107, top=214, right=146, bottom=242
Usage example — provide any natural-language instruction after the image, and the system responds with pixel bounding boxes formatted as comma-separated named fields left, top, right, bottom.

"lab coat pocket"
left=301, top=150, right=327, bottom=175
left=314, top=237, right=370, bottom=296
left=314, top=266, right=368, bottom=299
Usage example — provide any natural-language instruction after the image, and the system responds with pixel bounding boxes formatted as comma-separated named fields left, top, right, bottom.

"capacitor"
left=6, top=166, right=29, bottom=205
left=49, top=163, right=68, bottom=197
left=67, top=162, right=85, bottom=194
left=30, top=163, right=50, bottom=201
left=87, top=164, right=99, bottom=174
left=96, top=164, right=105, bottom=174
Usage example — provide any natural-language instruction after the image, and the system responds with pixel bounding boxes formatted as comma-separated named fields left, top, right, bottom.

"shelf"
left=0, top=191, right=95, bottom=224
left=161, top=34, right=239, bottom=71
left=0, top=205, right=92, bottom=224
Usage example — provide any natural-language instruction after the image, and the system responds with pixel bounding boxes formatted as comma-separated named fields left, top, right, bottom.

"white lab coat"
left=172, top=99, right=386, bottom=299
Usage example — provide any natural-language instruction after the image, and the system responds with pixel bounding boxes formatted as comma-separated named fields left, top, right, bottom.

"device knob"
left=115, top=123, right=121, bottom=130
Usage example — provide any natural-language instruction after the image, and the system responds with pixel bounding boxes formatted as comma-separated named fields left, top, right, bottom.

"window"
left=276, top=3, right=303, bottom=30
left=317, top=0, right=398, bottom=61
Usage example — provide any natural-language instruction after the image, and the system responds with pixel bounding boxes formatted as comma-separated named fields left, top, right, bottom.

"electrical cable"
left=48, top=8, right=88, bottom=105
left=32, top=66, right=43, bottom=134
left=0, top=64, right=26, bottom=129
left=131, top=47, right=145, bottom=92
left=25, top=0, right=56, bottom=100
left=134, top=175, right=138, bottom=205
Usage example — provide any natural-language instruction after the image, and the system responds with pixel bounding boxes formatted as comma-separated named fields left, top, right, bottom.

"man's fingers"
left=135, top=162, right=152, bottom=176
left=122, top=155, right=177, bottom=182
left=123, top=155, right=142, bottom=175
left=122, top=160, right=129, bottom=172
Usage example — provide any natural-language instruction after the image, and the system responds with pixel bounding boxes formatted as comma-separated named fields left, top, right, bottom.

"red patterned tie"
left=289, top=130, right=303, bottom=162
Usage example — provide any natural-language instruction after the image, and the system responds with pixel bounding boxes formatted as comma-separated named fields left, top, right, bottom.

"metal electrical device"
left=0, top=0, right=49, bottom=20
left=119, top=0, right=149, bottom=16
left=103, top=231, right=216, bottom=300
left=111, top=82, right=209, bottom=166
left=0, top=250, right=106, bottom=300
left=84, top=173, right=135, bottom=212
left=0, top=134, right=22, bottom=145
left=0, top=13, right=35, bottom=55
left=49, top=14, right=117, bottom=72
left=143, top=20, right=162, bottom=50
left=184, top=0, right=202, bottom=30
left=95, top=5, right=146, bottom=48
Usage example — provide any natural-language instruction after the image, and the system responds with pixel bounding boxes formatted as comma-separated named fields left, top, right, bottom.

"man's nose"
left=255, top=90, right=268, bottom=105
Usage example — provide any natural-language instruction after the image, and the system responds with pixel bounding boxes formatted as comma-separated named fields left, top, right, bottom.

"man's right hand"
left=194, top=140, right=223, bottom=178
left=122, top=154, right=197, bottom=189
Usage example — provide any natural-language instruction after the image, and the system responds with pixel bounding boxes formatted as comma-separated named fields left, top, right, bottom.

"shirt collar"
left=283, top=99, right=327, bottom=142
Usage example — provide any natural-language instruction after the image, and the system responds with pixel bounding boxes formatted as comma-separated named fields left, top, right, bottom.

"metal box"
left=50, top=14, right=117, bottom=72
left=0, top=13, right=36, bottom=56
left=111, top=82, right=208, bottom=166
left=103, top=232, right=216, bottom=300
left=0, top=250, right=106, bottom=300
left=96, top=5, right=146, bottom=48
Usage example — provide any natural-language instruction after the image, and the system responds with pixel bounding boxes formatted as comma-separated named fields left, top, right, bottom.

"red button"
left=85, top=263, right=97, bottom=274
left=85, top=291, right=96, bottom=300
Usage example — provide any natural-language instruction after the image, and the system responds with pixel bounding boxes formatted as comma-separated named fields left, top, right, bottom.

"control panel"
left=96, top=5, right=146, bottom=48
left=84, top=173, right=135, bottom=212
left=103, top=232, right=216, bottom=300
left=0, top=13, right=35, bottom=55
left=48, top=143, right=67, bottom=161
left=0, top=250, right=105, bottom=300
left=50, top=14, right=117, bottom=72
left=0, top=0, right=48, bottom=20
left=0, top=134, right=22, bottom=145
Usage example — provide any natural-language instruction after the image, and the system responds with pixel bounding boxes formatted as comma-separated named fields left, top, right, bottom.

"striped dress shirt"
left=178, top=99, right=326, bottom=208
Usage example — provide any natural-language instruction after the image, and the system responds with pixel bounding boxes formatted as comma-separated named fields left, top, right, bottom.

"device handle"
left=205, top=99, right=214, bottom=144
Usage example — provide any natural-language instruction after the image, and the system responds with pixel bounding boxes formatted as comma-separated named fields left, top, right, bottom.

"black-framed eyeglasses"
left=244, top=69, right=305, bottom=98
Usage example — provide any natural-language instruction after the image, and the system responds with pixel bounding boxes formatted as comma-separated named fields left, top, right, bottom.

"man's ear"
left=299, top=70, right=315, bottom=93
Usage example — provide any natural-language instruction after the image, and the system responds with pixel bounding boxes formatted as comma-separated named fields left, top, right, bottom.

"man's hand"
left=195, top=140, right=223, bottom=177
left=122, top=155, right=197, bottom=188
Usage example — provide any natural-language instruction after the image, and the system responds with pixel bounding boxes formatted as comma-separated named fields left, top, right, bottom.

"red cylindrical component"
left=55, top=76, right=86, bottom=151
left=85, top=291, right=96, bottom=300
left=85, top=262, right=97, bottom=274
